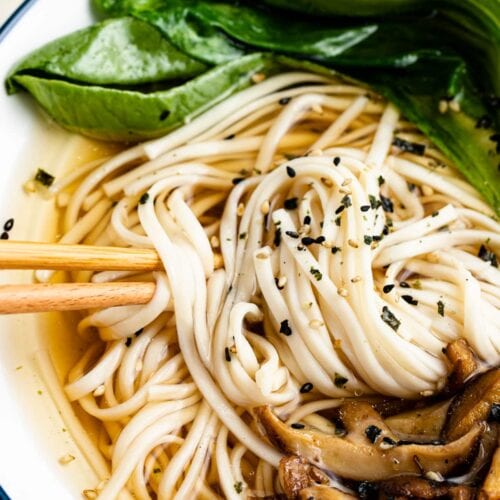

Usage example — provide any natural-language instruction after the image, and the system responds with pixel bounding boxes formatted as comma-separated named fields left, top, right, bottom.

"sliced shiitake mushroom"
left=279, top=455, right=330, bottom=499
left=444, top=339, right=478, bottom=394
left=480, top=446, right=500, bottom=500
left=385, top=401, right=450, bottom=443
left=443, top=368, right=500, bottom=442
left=379, top=475, right=476, bottom=499
left=255, top=405, right=483, bottom=481
left=278, top=455, right=356, bottom=500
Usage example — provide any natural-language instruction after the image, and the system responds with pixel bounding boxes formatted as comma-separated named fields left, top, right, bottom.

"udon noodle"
left=35, top=72, right=500, bottom=499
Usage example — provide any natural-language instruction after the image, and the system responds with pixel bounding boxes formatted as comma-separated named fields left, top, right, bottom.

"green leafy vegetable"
left=6, top=17, right=206, bottom=93
left=12, top=53, right=275, bottom=141
left=93, top=0, right=499, bottom=212
left=6, top=0, right=499, bottom=212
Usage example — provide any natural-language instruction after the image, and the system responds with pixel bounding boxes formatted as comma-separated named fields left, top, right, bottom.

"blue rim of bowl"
left=0, top=0, right=38, bottom=43
left=0, top=0, right=39, bottom=494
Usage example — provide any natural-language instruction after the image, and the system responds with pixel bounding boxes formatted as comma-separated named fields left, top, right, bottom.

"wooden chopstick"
left=0, top=282, right=155, bottom=314
left=0, top=241, right=162, bottom=271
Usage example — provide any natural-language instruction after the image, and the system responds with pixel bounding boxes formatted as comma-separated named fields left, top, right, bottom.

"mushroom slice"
left=255, top=406, right=483, bottom=481
left=385, top=401, right=450, bottom=443
left=298, top=485, right=356, bottom=499
left=379, top=476, right=476, bottom=499
left=443, top=368, right=500, bottom=442
left=444, top=339, right=478, bottom=393
left=279, top=455, right=330, bottom=499
left=336, top=401, right=398, bottom=445
left=481, top=446, right=500, bottom=500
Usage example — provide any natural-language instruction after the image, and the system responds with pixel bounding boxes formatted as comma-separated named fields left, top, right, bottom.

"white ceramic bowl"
left=0, top=1, right=104, bottom=498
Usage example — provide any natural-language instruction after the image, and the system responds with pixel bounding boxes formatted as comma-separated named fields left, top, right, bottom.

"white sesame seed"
left=341, top=178, right=352, bottom=186
left=425, top=471, right=444, bottom=482
left=339, top=187, right=351, bottom=194
left=338, top=288, right=349, bottom=297
left=214, top=254, right=224, bottom=269
left=260, top=200, right=270, bottom=215
left=251, top=73, right=266, bottom=83
left=309, top=319, right=324, bottom=329
left=59, top=454, right=75, bottom=465
left=321, top=177, right=333, bottom=187
left=449, top=100, right=460, bottom=112
left=210, top=235, right=220, bottom=248
left=380, top=440, right=396, bottom=450
left=278, top=276, right=287, bottom=288
left=351, top=276, right=362, bottom=283
left=311, top=104, right=323, bottom=114
left=23, top=180, right=36, bottom=193
left=421, top=185, right=434, bottom=196
left=438, top=100, right=448, bottom=114
left=237, top=203, right=245, bottom=216
left=348, top=239, right=359, bottom=248
left=83, top=490, right=98, bottom=499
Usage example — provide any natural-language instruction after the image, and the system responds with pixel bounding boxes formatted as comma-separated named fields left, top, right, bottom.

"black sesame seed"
left=335, top=216, right=341, bottom=227
left=303, top=215, right=311, bottom=225
left=300, top=382, right=313, bottom=393
left=301, top=237, right=315, bottom=246
left=315, top=236, right=325, bottom=244
left=437, top=300, right=445, bottom=316
left=232, top=177, right=244, bottom=185
left=139, top=193, right=150, bottom=204
left=286, top=166, right=296, bottom=178
left=372, top=234, right=382, bottom=241
left=285, top=230, right=299, bottom=239
left=360, top=205, right=370, bottom=212
left=273, top=228, right=282, bottom=247
left=159, top=110, right=170, bottom=121
left=382, top=226, right=389, bottom=235
left=363, top=235, right=373, bottom=245
left=224, top=133, right=235, bottom=140
left=365, top=425, right=382, bottom=443
left=378, top=175, right=385, bottom=186
left=279, top=97, right=291, bottom=105
left=478, top=245, right=498, bottom=267
left=335, top=205, right=345, bottom=214
left=331, top=246, right=341, bottom=254
left=279, top=319, right=292, bottom=336
left=392, top=137, right=426, bottom=156
left=275, top=277, right=285, bottom=290
left=402, top=294, right=418, bottom=306
left=383, top=284, right=395, bottom=293
left=333, top=157, right=341, bottom=166
left=284, top=197, right=298, bottom=210
left=225, top=347, right=231, bottom=362
left=3, top=219, right=14, bottom=232
left=380, top=195, right=394, bottom=213
left=291, top=422, right=305, bottom=429
left=0, top=232, right=8, bottom=240
left=125, top=338, right=132, bottom=347
left=134, top=328, right=144, bottom=337
left=334, top=373, right=348, bottom=388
